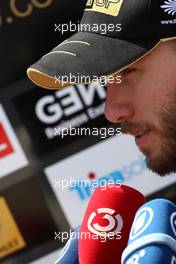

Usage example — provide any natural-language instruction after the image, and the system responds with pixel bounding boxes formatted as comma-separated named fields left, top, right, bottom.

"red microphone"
left=78, top=184, right=146, bottom=264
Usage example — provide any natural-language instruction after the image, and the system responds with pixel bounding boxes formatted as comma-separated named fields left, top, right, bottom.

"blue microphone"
left=121, top=199, right=176, bottom=264
left=55, top=227, right=79, bottom=264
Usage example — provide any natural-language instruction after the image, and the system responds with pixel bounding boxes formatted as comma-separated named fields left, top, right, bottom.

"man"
left=27, top=0, right=176, bottom=176
left=105, top=40, right=176, bottom=176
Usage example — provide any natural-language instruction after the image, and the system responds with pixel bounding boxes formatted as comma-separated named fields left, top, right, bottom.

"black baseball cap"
left=27, top=0, right=176, bottom=89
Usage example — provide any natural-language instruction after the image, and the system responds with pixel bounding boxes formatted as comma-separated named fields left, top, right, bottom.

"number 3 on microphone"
left=126, top=249, right=146, bottom=264
left=171, top=256, right=176, bottom=264
left=126, top=254, right=140, bottom=264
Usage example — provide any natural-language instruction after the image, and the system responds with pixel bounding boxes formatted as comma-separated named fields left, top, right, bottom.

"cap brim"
left=27, top=32, right=159, bottom=89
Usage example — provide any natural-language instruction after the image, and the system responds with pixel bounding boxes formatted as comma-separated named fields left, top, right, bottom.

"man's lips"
left=126, top=129, right=151, bottom=147
left=126, top=130, right=148, bottom=138
left=135, top=130, right=151, bottom=147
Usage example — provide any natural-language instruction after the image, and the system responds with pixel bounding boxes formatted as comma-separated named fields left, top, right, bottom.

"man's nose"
left=104, top=83, right=134, bottom=123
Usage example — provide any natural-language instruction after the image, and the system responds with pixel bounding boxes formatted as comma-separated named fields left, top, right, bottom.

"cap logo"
left=85, top=0, right=124, bottom=16
left=161, top=0, right=176, bottom=16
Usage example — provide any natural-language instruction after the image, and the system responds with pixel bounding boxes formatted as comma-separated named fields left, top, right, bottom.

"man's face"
left=105, top=41, right=176, bottom=176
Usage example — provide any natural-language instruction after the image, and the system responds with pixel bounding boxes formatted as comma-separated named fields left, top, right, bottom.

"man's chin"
left=145, top=154, right=176, bottom=177
left=138, top=145, right=171, bottom=176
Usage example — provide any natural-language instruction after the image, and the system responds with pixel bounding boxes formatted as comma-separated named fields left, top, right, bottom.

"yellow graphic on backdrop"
left=0, top=197, right=26, bottom=258
left=86, top=0, right=124, bottom=16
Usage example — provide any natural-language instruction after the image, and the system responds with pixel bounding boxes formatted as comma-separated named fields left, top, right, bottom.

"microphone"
left=78, top=184, right=146, bottom=264
left=121, top=199, right=176, bottom=264
left=55, top=227, right=79, bottom=264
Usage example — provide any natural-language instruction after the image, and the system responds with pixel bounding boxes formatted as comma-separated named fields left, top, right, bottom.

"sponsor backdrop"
left=13, top=83, right=108, bottom=156
left=45, top=135, right=176, bottom=229
left=0, top=104, right=28, bottom=178
left=0, top=0, right=86, bottom=88
left=1, top=0, right=176, bottom=264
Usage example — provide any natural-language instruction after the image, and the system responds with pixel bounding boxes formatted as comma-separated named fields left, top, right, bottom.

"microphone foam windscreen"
left=79, top=184, right=146, bottom=264
left=122, top=199, right=176, bottom=264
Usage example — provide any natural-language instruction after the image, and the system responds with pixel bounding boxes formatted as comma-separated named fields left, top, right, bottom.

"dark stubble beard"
left=119, top=93, right=176, bottom=176
left=146, top=101, right=176, bottom=176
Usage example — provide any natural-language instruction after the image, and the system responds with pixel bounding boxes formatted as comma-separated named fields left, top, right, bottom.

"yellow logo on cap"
left=0, top=197, right=26, bottom=258
left=86, top=0, right=124, bottom=16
